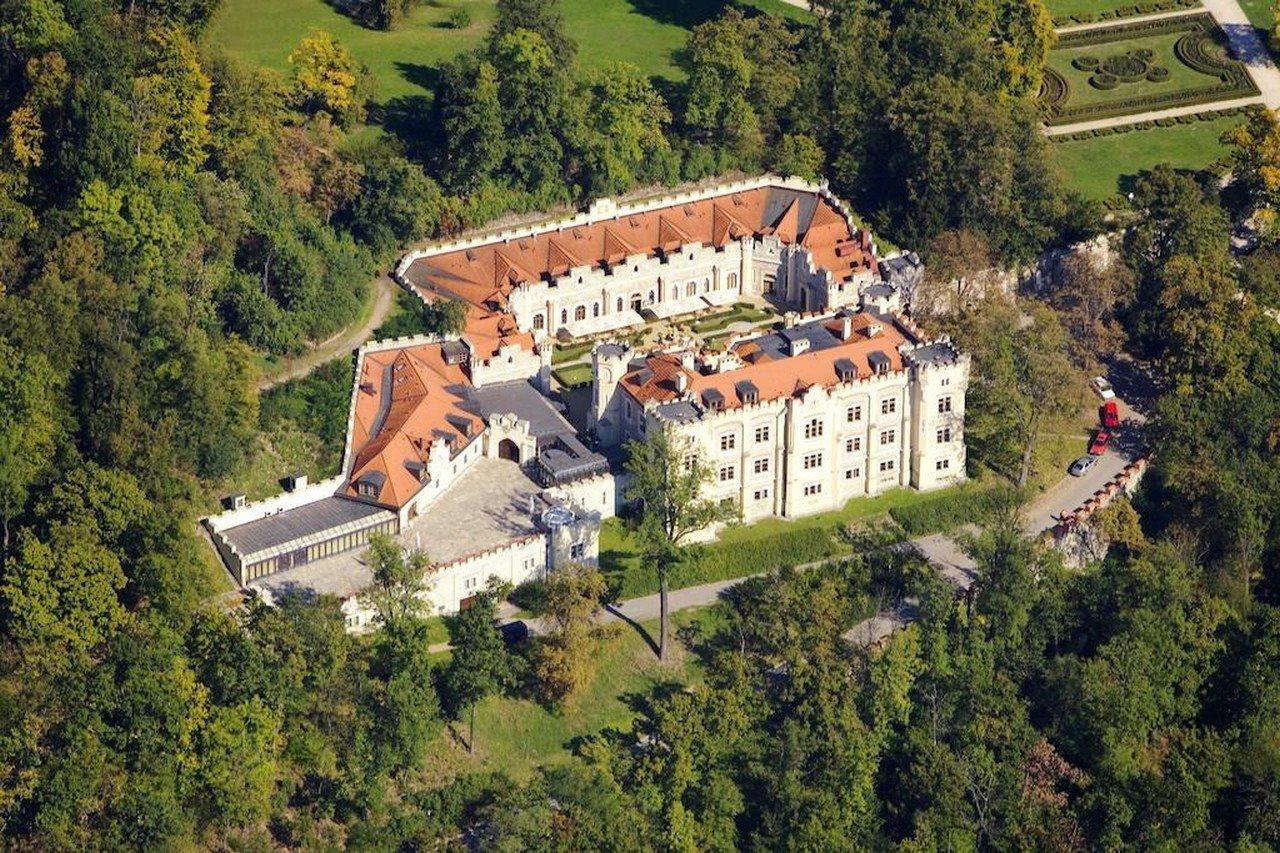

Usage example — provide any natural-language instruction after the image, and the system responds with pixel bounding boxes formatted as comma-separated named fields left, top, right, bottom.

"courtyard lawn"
left=552, top=340, right=594, bottom=365
left=208, top=0, right=811, bottom=105
left=422, top=607, right=718, bottom=780
left=1052, top=113, right=1242, bottom=201
left=689, top=303, right=775, bottom=334
left=552, top=362, right=593, bottom=388
left=600, top=479, right=1010, bottom=598
left=1238, top=0, right=1276, bottom=31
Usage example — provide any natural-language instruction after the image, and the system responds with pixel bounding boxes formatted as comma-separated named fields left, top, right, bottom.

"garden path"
left=1047, top=0, right=1280, bottom=135
left=1055, top=6, right=1204, bottom=35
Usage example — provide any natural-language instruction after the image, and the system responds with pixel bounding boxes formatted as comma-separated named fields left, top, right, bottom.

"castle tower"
left=589, top=342, right=633, bottom=448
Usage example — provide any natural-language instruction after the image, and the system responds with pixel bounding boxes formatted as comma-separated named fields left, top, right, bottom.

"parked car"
left=1069, top=455, right=1098, bottom=477
left=1100, top=400, right=1120, bottom=430
left=1090, top=375, right=1115, bottom=400
left=498, top=620, right=529, bottom=645
left=1090, top=371, right=1111, bottom=399
left=1089, top=429, right=1111, bottom=456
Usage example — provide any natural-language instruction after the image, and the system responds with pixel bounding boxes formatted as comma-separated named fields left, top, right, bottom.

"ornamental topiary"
left=1091, top=72, right=1119, bottom=89
left=1147, top=65, right=1170, bottom=81
left=1073, top=55, right=1101, bottom=70
left=1102, top=52, right=1151, bottom=82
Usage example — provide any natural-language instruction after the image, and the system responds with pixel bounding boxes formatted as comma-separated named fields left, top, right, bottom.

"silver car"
left=1068, top=455, right=1098, bottom=477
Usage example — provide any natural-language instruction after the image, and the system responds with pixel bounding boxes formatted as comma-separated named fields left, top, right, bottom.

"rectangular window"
left=570, top=542, right=586, bottom=559
left=879, top=459, right=896, bottom=473
left=938, top=396, right=953, bottom=413
left=720, top=433, right=736, bottom=451
left=718, top=465, right=736, bottom=482
left=880, top=429, right=896, bottom=445
left=936, top=458, right=951, bottom=471
left=803, top=452, right=823, bottom=470
left=803, top=483, right=823, bottom=496
left=941, top=377, right=951, bottom=387
left=754, top=425, right=771, bottom=443
left=846, top=405, right=862, bottom=423
left=753, top=457, right=770, bottom=474
left=753, top=488, right=770, bottom=501
left=846, top=467, right=861, bottom=480
left=804, top=418, right=824, bottom=439
left=937, top=427, right=952, bottom=443
left=881, top=397, right=897, bottom=415
left=845, top=437, right=862, bottom=453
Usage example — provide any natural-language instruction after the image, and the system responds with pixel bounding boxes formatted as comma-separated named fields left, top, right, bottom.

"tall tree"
left=431, top=55, right=505, bottom=192
left=360, top=533, right=431, bottom=628
left=625, top=429, right=737, bottom=660
left=288, top=30, right=367, bottom=127
left=531, top=563, right=606, bottom=705
left=441, top=587, right=513, bottom=753
left=0, top=338, right=57, bottom=559
left=488, top=0, right=575, bottom=65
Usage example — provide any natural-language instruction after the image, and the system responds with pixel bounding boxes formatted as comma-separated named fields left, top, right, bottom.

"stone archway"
left=498, top=438, right=521, bottom=463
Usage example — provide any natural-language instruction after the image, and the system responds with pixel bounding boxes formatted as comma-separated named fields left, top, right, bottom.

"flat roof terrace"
left=249, top=458, right=548, bottom=601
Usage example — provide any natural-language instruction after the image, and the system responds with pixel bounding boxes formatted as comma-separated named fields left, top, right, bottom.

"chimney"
left=675, top=372, right=689, bottom=394
left=223, top=493, right=247, bottom=511
left=840, top=315, right=852, bottom=340
left=866, top=321, right=883, bottom=339
left=284, top=473, right=307, bottom=492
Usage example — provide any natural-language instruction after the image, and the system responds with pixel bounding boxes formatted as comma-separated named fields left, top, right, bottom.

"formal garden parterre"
left=1039, top=13, right=1258, bottom=126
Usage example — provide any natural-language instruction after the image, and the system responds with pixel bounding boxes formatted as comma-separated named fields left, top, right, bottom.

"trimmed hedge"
left=1049, top=104, right=1251, bottom=142
left=1091, top=72, right=1120, bottom=90
left=1052, top=0, right=1200, bottom=27
left=888, top=483, right=1016, bottom=537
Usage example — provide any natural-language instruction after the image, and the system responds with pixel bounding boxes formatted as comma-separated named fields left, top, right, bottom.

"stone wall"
left=1048, top=456, right=1150, bottom=567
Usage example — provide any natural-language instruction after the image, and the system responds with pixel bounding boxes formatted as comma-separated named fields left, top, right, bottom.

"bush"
left=444, top=7, right=470, bottom=28
left=1073, top=55, right=1101, bottom=71
left=888, top=484, right=1016, bottom=536
left=1147, top=65, right=1170, bottom=81
left=1090, top=72, right=1119, bottom=90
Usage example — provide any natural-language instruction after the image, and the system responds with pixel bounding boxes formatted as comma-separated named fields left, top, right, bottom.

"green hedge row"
left=1052, top=0, right=1200, bottom=29
left=887, top=483, right=1016, bottom=537
left=1052, top=104, right=1251, bottom=141
left=1056, top=11, right=1214, bottom=49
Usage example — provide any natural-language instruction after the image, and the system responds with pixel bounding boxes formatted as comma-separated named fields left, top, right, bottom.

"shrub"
left=444, top=7, right=470, bottom=28
left=1090, top=72, right=1119, bottom=90
left=1073, top=55, right=1101, bottom=71
left=1147, top=65, right=1170, bottom=81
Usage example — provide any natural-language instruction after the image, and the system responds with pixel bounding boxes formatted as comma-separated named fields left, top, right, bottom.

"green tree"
left=0, top=337, right=57, bottom=558
left=490, top=28, right=572, bottom=200
left=683, top=12, right=762, bottom=161
left=432, top=55, right=505, bottom=192
left=441, top=587, right=513, bottom=753
left=488, top=0, right=575, bottom=64
left=360, top=532, right=430, bottom=627
left=531, top=563, right=606, bottom=705
left=193, top=697, right=282, bottom=829
left=288, top=30, right=367, bottom=126
left=575, top=62, right=670, bottom=198
left=625, top=429, right=737, bottom=660
left=339, top=145, right=443, bottom=252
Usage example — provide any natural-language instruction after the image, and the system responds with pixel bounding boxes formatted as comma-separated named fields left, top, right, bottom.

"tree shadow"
left=605, top=603, right=660, bottom=656
left=378, top=94, right=437, bottom=162
left=1220, top=22, right=1278, bottom=69
left=622, top=0, right=786, bottom=30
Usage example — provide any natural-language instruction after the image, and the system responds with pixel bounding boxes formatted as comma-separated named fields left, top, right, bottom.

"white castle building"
left=203, top=175, right=964, bottom=629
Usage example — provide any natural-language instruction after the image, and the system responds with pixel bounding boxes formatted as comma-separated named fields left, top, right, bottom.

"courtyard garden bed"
left=689, top=303, right=775, bottom=334
left=1039, top=13, right=1258, bottom=126
left=552, top=363, right=593, bottom=388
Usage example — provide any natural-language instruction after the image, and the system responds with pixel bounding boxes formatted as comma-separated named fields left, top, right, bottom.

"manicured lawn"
left=1238, top=0, right=1276, bottom=31
left=208, top=0, right=811, bottom=105
left=1051, top=113, right=1242, bottom=201
left=552, top=362, right=593, bottom=387
left=689, top=303, right=775, bottom=333
left=552, top=340, right=593, bottom=365
left=422, top=607, right=717, bottom=780
left=1047, top=31, right=1218, bottom=107
left=600, top=480, right=1007, bottom=598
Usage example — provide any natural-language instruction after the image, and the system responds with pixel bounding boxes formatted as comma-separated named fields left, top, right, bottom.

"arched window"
left=575, top=305, right=587, bottom=321
left=616, top=297, right=623, bottom=312
left=533, top=314, right=544, bottom=330
left=560, top=309, right=568, bottom=325
left=703, top=278, right=711, bottom=294
left=686, top=282, right=696, bottom=297
left=647, top=290, right=655, bottom=304
left=592, top=303, right=600, bottom=317
left=727, top=272, right=738, bottom=290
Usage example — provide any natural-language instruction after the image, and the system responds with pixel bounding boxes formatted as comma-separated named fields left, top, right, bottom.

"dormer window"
left=834, top=358, right=857, bottom=383
left=355, top=470, right=386, bottom=499
left=868, top=351, right=891, bottom=376
left=736, top=380, right=759, bottom=405
left=406, top=459, right=427, bottom=482
left=701, top=388, right=725, bottom=412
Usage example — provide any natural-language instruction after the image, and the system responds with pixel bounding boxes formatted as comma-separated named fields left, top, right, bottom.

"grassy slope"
left=207, top=0, right=810, bottom=104
left=1052, top=113, right=1242, bottom=201
left=423, top=607, right=718, bottom=781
